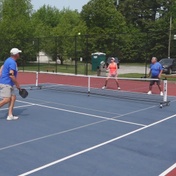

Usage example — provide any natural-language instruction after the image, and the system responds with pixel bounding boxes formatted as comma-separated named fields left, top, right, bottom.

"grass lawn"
left=119, top=73, right=144, bottom=78
left=18, top=63, right=97, bottom=75
left=119, top=73, right=176, bottom=82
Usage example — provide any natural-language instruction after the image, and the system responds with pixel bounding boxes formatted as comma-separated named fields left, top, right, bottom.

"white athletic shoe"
left=102, top=86, right=106, bottom=89
left=118, top=87, right=121, bottom=90
left=147, top=91, right=152, bottom=95
left=160, top=91, right=163, bottom=96
left=7, top=115, right=19, bottom=121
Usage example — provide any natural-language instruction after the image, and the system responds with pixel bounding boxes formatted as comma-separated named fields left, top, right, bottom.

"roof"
left=91, top=52, right=106, bottom=55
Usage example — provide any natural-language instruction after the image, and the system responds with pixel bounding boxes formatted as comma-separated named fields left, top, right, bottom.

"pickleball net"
left=33, top=71, right=169, bottom=105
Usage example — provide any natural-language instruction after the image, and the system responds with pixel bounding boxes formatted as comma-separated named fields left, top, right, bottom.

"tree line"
left=0, top=0, right=175, bottom=63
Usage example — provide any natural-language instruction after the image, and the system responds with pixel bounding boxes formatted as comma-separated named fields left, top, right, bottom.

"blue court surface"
left=0, top=88, right=176, bottom=176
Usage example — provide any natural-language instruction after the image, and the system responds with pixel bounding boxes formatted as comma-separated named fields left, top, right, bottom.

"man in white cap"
left=0, top=48, right=22, bottom=120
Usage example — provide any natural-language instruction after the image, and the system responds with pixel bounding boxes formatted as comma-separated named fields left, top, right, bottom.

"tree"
left=170, top=0, right=176, bottom=57
left=0, top=0, right=34, bottom=61
left=0, top=0, right=3, bottom=20
left=31, top=5, right=61, bottom=37
left=81, top=0, right=126, bottom=34
left=80, top=0, right=135, bottom=61
left=116, top=0, right=176, bottom=59
left=118, top=0, right=173, bottom=32
left=0, top=0, right=33, bottom=38
left=51, top=9, right=88, bottom=61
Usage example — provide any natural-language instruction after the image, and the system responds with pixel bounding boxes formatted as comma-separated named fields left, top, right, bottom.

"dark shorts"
left=150, top=77, right=161, bottom=86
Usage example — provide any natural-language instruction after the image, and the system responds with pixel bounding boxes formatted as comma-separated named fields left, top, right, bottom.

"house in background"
left=37, top=51, right=52, bottom=63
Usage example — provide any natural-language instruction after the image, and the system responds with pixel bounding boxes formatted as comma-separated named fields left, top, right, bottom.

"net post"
left=30, top=71, right=40, bottom=90
left=88, top=76, right=90, bottom=96
left=160, top=79, right=170, bottom=108
left=36, top=71, right=39, bottom=87
left=163, top=79, right=167, bottom=102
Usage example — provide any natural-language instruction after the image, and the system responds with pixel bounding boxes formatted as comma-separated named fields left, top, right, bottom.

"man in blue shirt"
left=0, top=48, right=22, bottom=120
left=148, top=57, right=163, bottom=96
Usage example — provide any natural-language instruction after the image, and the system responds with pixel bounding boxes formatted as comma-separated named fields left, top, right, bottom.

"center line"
left=19, top=114, right=176, bottom=176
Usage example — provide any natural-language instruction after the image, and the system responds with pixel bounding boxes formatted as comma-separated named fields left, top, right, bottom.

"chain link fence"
left=0, top=32, right=175, bottom=75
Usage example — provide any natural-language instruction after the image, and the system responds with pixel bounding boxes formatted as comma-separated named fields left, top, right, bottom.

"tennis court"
left=0, top=72, right=176, bottom=176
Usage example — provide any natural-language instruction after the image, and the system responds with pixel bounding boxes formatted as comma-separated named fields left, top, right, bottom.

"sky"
left=31, top=0, right=90, bottom=12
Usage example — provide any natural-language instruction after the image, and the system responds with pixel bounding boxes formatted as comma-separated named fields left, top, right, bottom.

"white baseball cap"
left=10, top=48, right=22, bottom=55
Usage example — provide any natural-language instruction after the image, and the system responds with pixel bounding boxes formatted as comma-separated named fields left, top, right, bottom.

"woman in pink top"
left=102, top=57, right=120, bottom=90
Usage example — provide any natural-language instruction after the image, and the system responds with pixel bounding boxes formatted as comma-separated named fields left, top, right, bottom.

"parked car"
left=107, top=57, right=120, bottom=69
left=159, top=58, right=176, bottom=74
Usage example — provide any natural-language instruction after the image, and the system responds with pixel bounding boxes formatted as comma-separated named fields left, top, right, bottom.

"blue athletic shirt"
left=0, top=57, right=18, bottom=86
left=150, top=62, right=163, bottom=77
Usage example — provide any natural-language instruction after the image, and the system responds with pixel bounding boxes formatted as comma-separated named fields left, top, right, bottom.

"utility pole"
left=168, top=16, right=172, bottom=58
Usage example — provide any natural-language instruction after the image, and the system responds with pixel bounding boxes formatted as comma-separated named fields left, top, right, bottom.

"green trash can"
left=91, top=52, right=106, bottom=71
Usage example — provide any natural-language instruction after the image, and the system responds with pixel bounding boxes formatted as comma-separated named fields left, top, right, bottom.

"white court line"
left=111, top=105, right=157, bottom=119
left=19, top=114, right=176, bottom=176
left=36, top=104, right=146, bottom=127
left=17, top=100, right=146, bottom=127
left=159, top=163, right=176, bottom=176
left=17, top=100, right=35, bottom=106
left=25, top=97, right=122, bottom=116
left=0, top=104, right=35, bottom=111
left=0, top=101, right=149, bottom=151
left=0, top=120, right=106, bottom=151
left=17, top=97, right=160, bottom=127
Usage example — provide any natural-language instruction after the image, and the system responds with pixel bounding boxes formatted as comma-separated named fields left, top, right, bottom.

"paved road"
left=118, top=65, right=148, bottom=74
left=99, top=65, right=148, bottom=76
